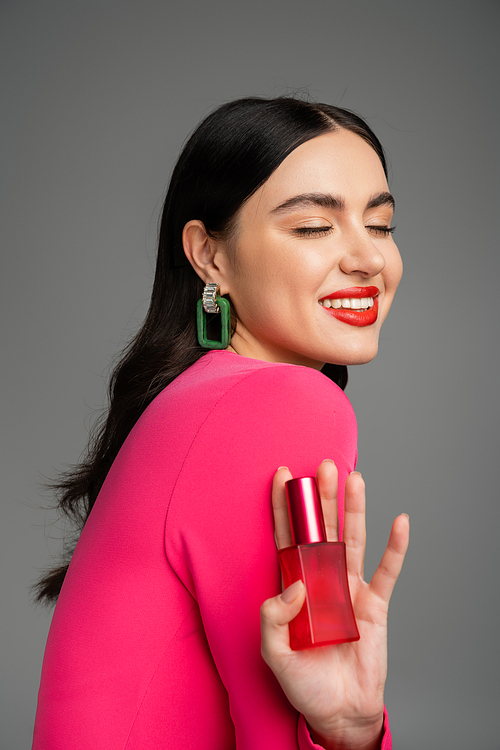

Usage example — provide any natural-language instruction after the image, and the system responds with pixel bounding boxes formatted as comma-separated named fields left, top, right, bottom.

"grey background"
left=2, top=0, right=499, bottom=748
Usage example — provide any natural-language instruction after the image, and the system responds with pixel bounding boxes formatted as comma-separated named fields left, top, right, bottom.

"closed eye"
left=367, top=225, right=396, bottom=237
left=292, top=226, right=333, bottom=238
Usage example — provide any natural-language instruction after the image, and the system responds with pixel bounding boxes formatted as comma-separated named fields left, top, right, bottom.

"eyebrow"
left=269, top=191, right=395, bottom=215
left=366, top=191, right=395, bottom=211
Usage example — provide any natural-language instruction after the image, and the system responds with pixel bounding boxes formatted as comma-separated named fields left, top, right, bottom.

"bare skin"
left=260, top=460, right=409, bottom=750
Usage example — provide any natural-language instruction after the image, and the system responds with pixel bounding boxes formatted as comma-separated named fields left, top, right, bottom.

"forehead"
left=246, top=130, right=389, bottom=214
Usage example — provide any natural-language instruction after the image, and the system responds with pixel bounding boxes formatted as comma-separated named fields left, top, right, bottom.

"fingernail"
left=350, top=471, right=362, bottom=476
left=402, top=513, right=409, bottom=519
left=322, top=458, right=335, bottom=464
left=281, top=580, right=304, bottom=604
left=277, top=466, right=289, bottom=471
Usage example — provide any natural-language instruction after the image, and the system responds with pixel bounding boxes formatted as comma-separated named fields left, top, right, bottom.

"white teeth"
left=319, top=296, right=375, bottom=310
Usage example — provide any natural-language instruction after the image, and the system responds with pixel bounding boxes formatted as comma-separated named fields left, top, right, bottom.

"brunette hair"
left=34, top=96, right=388, bottom=604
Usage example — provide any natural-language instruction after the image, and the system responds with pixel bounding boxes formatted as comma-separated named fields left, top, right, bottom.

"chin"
left=326, top=340, right=379, bottom=367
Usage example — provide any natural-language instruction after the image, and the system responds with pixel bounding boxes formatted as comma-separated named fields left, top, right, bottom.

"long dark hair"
left=34, top=96, right=388, bottom=604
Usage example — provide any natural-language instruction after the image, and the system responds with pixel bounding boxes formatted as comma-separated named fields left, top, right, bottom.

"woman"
left=33, top=96, right=409, bottom=749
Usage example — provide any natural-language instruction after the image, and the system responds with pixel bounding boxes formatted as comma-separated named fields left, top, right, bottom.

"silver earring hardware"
left=202, top=283, right=222, bottom=314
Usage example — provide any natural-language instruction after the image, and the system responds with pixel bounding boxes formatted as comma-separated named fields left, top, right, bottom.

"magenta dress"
left=33, top=350, right=391, bottom=749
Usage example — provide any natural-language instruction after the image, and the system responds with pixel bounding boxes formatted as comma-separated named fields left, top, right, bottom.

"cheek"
left=235, top=243, right=296, bottom=301
left=230, top=257, right=280, bottom=321
left=231, top=232, right=327, bottom=320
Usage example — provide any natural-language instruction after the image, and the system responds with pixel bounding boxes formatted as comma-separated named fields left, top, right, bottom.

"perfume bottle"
left=278, top=476, right=360, bottom=650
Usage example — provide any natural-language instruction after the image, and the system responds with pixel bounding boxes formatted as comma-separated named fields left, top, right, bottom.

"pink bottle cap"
left=285, top=477, right=327, bottom=545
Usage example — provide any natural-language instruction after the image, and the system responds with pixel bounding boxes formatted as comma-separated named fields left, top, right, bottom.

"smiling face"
left=210, top=129, right=403, bottom=369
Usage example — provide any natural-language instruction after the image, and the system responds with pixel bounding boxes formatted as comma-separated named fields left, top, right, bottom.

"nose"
left=338, top=228, right=386, bottom=279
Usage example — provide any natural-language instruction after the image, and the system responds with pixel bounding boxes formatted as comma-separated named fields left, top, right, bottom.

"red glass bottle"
left=278, top=476, right=360, bottom=650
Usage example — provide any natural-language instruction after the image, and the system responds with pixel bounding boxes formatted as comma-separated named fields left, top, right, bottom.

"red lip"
left=320, top=286, right=380, bottom=300
left=325, top=297, right=379, bottom=327
left=320, top=287, right=380, bottom=327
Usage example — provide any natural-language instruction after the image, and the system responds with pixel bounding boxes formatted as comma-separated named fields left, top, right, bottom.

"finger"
left=343, top=471, right=366, bottom=579
left=316, top=459, right=339, bottom=542
left=272, top=466, right=294, bottom=550
left=260, top=580, right=306, bottom=665
left=369, top=514, right=410, bottom=604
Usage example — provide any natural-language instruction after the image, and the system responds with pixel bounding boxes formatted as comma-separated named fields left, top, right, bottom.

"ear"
left=182, top=220, right=230, bottom=293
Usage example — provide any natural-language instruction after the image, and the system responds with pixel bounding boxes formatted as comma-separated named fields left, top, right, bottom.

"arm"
left=164, top=365, right=360, bottom=748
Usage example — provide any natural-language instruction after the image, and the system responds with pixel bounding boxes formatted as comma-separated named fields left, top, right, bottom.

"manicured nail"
left=281, top=580, right=304, bottom=604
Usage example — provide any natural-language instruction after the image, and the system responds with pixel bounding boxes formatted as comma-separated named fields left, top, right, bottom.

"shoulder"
left=132, top=352, right=356, bottom=468
left=207, top=353, right=356, bottom=428
left=165, top=354, right=358, bottom=557
left=186, top=353, right=358, bottom=460
left=146, top=350, right=354, bottom=423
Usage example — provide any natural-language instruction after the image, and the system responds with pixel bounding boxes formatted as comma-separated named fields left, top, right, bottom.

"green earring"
left=197, top=283, right=231, bottom=349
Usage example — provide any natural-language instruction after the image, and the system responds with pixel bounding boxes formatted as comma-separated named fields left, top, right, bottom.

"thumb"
left=260, top=580, right=305, bottom=664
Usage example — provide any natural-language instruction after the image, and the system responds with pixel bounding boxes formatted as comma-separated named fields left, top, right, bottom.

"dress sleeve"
left=164, top=365, right=391, bottom=749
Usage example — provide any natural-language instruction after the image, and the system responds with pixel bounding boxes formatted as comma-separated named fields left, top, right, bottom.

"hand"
left=260, top=461, right=409, bottom=750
